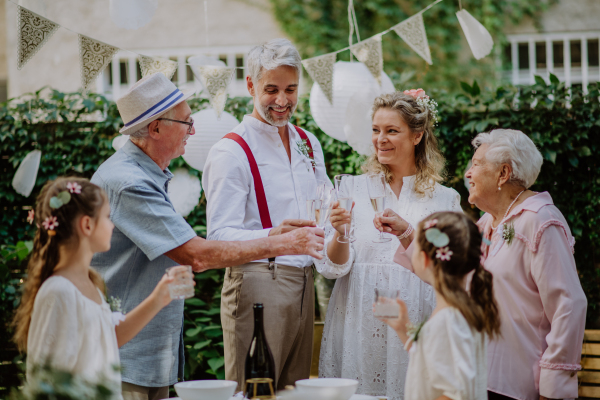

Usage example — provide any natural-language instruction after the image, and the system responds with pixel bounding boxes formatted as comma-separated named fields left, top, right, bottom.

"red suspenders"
left=223, top=125, right=314, bottom=231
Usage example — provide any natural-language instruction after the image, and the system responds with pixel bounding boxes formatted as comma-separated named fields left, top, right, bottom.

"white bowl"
left=295, top=378, right=359, bottom=400
left=174, top=380, right=237, bottom=400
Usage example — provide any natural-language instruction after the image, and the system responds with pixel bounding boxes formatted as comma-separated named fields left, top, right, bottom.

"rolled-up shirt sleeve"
left=531, top=225, right=587, bottom=399
left=203, top=145, right=272, bottom=241
left=111, top=185, right=197, bottom=261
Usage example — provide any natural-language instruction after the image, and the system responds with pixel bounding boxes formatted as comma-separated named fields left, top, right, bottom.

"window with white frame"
left=504, top=32, right=600, bottom=92
left=95, top=45, right=255, bottom=100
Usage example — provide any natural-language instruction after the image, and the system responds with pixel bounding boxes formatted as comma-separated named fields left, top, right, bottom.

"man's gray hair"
left=247, top=38, right=302, bottom=84
left=472, top=129, right=543, bottom=189
left=129, top=108, right=177, bottom=140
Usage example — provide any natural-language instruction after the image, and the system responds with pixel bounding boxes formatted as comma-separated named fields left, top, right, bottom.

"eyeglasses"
left=156, top=117, right=195, bottom=133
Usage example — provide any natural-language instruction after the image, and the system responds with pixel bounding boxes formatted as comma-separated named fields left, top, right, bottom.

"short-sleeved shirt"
left=91, top=140, right=197, bottom=387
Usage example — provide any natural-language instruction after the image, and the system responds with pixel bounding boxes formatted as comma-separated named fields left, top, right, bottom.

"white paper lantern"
left=456, top=9, right=494, bottom=60
left=109, top=0, right=158, bottom=30
left=112, top=134, right=130, bottom=151
left=309, top=61, right=395, bottom=149
left=311, top=61, right=395, bottom=153
left=167, top=168, right=202, bottom=217
left=12, top=149, right=41, bottom=197
left=182, top=109, right=239, bottom=171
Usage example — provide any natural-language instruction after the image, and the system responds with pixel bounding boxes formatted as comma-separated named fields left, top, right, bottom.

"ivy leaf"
left=549, top=73, right=560, bottom=84
left=207, top=357, right=225, bottom=372
left=534, top=75, right=547, bottom=87
left=185, top=327, right=202, bottom=337
left=460, top=81, right=473, bottom=96
left=472, top=81, right=481, bottom=96
left=193, top=340, right=212, bottom=350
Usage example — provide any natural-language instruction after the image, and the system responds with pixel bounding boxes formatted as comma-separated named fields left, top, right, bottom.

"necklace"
left=491, top=189, right=526, bottom=230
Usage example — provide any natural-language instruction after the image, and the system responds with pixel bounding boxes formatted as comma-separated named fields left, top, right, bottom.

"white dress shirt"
left=203, top=115, right=331, bottom=268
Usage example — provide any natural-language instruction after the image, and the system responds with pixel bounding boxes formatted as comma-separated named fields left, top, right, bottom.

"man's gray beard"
left=255, top=99, right=297, bottom=127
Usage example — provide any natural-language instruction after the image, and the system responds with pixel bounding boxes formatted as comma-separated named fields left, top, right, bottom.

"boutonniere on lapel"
left=501, top=221, right=515, bottom=245
left=295, top=139, right=316, bottom=171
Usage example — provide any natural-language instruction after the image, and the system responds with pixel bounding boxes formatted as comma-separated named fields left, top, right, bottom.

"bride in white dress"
left=315, top=90, right=462, bottom=400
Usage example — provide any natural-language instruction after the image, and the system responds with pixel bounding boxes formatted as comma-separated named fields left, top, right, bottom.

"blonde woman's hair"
left=417, top=212, right=501, bottom=338
left=362, top=92, right=445, bottom=196
left=12, top=177, right=107, bottom=352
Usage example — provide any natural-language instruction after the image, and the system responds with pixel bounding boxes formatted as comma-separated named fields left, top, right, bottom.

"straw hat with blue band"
left=117, top=72, right=195, bottom=136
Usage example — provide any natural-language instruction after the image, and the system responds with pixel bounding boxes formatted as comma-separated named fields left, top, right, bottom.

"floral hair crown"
left=403, top=88, right=439, bottom=126
left=423, top=219, right=452, bottom=261
left=42, top=182, right=82, bottom=236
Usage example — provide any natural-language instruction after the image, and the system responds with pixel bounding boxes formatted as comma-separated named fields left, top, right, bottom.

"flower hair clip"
left=423, top=219, right=452, bottom=261
left=66, top=182, right=82, bottom=194
left=403, top=88, right=439, bottom=126
left=27, top=209, right=35, bottom=225
left=42, top=216, right=59, bottom=236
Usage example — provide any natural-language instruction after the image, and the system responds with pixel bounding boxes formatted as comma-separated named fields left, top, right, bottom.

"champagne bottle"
left=244, top=303, right=276, bottom=398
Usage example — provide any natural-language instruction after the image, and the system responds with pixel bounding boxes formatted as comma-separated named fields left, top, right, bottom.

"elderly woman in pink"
left=464, top=129, right=587, bottom=400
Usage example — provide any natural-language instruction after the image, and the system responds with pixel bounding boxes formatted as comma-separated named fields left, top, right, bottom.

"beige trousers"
left=121, top=382, right=169, bottom=400
left=221, top=262, right=314, bottom=392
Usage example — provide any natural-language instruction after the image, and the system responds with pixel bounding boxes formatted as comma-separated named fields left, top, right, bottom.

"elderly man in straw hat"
left=91, top=72, right=324, bottom=400
left=203, top=38, right=332, bottom=391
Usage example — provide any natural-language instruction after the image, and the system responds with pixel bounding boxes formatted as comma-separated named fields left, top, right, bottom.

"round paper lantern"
left=182, top=109, right=239, bottom=171
left=309, top=61, right=395, bottom=146
left=112, top=134, right=130, bottom=151
left=167, top=168, right=202, bottom=217
left=109, top=0, right=158, bottom=30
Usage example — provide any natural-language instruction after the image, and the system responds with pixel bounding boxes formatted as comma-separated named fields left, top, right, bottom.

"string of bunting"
left=11, top=0, right=494, bottom=113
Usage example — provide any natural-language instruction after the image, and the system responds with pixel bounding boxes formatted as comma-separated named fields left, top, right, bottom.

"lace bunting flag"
left=79, top=35, right=119, bottom=91
left=302, top=53, right=336, bottom=104
left=17, top=6, right=60, bottom=70
left=192, top=66, right=235, bottom=118
left=139, top=55, right=178, bottom=80
left=351, top=35, right=383, bottom=85
left=393, top=13, right=432, bottom=65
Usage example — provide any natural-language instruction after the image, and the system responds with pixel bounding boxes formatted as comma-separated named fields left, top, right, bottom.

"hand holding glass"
left=166, top=265, right=195, bottom=300
left=334, top=174, right=355, bottom=243
left=373, top=288, right=400, bottom=318
left=366, top=173, right=391, bottom=243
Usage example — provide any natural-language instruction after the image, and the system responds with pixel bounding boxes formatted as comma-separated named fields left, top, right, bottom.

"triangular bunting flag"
left=139, top=55, right=178, bottom=80
left=17, top=6, right=60, bottom=70
left=456, top=9, right=494, bottom=60
left=78, top=35, right=119, bottom=91
left=351, top=35, right=383, bottom=85
left=393, top=13, right=432, bottom=65
left=302, top=53, right=336, bottom=104
left=191, top=66, right=235, bottom=118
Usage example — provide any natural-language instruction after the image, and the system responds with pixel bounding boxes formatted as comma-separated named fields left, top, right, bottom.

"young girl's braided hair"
left=12, top=177, right=107, bottom=352
left=417, top=211, right=501, bottom=338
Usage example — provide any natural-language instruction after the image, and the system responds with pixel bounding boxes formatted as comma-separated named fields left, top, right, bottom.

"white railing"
left=95, top=45, right=256, bottom=100
left=506, top=31, right=600, bottom=93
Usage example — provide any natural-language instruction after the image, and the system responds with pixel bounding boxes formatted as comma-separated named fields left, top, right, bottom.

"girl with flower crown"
left=315, top=90, right=462, bottom=399
left=379, top=211, right=501, bottom=400
left=12, top=177, right=192, bottom=398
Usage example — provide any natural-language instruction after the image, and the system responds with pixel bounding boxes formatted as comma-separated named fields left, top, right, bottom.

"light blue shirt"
left=91, top=140, right=197, bottom=387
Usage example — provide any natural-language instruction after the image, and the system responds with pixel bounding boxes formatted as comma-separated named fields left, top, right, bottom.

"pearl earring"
left=498, top=186, right=501, bottom=191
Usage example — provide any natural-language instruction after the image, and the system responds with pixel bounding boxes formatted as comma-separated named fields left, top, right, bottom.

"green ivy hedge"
left=0, top=77, right=598, bottom=393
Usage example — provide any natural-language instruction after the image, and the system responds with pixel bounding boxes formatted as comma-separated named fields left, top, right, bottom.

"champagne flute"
left=366, top=173, right=392, bottom=243
left=306, top=179, right=327, bottom=221
left=334, top=174, right=356, bottom=243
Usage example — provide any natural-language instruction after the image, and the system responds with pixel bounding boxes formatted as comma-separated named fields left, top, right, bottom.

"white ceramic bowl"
left=174, top=380, right=237, bottom=400
left=295, top=378, right=359, bottom=400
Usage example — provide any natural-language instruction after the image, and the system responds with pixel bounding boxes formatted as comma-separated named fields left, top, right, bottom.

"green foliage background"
left=1, top=77, right=598, bottom=394
left=270, top=0, right=555, bottom=90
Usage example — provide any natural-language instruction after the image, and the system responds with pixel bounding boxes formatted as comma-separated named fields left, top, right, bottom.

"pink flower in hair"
left=66, top=182, right=82, bottom=194
left=42, top=216, right=59, bottom=231
left=436, top=246, right=453, bottom=261
left=424, top=219, right=438, bottom=229
left=403, top=88, right=428, bottom=99
left=27, top=209, right=35, bottom=225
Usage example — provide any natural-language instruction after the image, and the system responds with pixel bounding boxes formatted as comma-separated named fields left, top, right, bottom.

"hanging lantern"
left=182, top=109, right=239, bottom=172
left=112, top=134, right=130, bottom=151
left=109, top=0, right=158, bottom=30
left=310, top=61, right=394, bottom=152
left=167, top=168, right=202, bottom=217
left=12, top=150, right=41, bottom=197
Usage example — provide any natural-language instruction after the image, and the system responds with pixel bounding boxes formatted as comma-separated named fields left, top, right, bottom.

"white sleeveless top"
left=26, top=276, right=122, bottom=397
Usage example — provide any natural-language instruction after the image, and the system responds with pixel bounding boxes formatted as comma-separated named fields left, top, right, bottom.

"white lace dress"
left=315, top=175, right=462, bottom=400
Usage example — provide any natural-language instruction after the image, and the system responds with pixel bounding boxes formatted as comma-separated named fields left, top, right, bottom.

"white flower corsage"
left=295, top=139, right=316, bottom=171
left=404, top=317, right=428, bottom=351
left=108, top=296, right=126, bottom=326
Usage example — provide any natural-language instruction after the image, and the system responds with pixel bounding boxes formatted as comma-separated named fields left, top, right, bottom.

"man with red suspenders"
left=203, top=38, right=332, bottom=391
